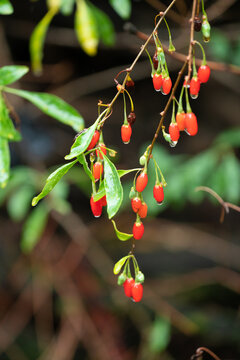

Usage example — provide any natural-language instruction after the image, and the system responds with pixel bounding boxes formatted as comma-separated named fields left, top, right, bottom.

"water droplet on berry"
left=157, top=200, right=164, bottom=206
left=184, top=129, right=190, bottom=135
left=123, top=140, right=130, bottom=144
left=190, top=93, right=198, bottom=100
left=169, top=140, right=177, bottom=147
left=160, top=89, right=167, bottom=95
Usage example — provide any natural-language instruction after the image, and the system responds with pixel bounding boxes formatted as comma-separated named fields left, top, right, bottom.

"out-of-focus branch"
left=191, top=346, right=221, bottom=360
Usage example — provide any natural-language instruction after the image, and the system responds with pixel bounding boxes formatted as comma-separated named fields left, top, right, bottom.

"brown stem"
left=195, top=347, right=221, bottom=360
left=186, top=0, right=198, bottom=82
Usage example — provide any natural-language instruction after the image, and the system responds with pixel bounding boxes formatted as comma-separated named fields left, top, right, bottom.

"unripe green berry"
left=139, top=155, right=146, bottom=166
left=118, top=273, right=127, bottom=286
left=129, top=186, right=137, bottom=199
left=135, top=271, right=145, bottom=284
left=202, top=18, right=211, bottom=42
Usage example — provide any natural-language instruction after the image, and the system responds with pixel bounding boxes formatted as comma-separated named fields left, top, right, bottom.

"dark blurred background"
left=0, top=0, right=240, bottom=359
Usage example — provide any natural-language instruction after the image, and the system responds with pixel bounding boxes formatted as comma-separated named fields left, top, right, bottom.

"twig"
left=191, top=347, right=221, bottom=360
left=186, top=0, right=197, bottom=82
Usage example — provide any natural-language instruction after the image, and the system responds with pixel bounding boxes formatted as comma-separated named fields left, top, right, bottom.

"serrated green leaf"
left=0, top=0, right=13, bottom=15
left=60, top=0, right=75, bottom=15
left=0, top=137, right=10, bottom=188
left=0, top=65, right=28, bottom=86
left=109, top=0, right=131, bottom=19
left=149, top=317, right=171, bottom=354
left=7, top=186, right=35, bottom=221
left=102, top=154, right=123, bottom=219
left=30, top=7, right=58, bottom=74
left=21, top=203, right=49, bottom=253
left=78, top=154, right=95, bottom=181
left=214, top=128, right=240, bottom=147
left=4, top=87, right=84, bottom=132
left=32, top=159, right=77, bottom=206
left=89, top=2, right=115, bottom=46
left=113, top=255, right=130, bottom=275
left=65, top=120, right=98, bottom=160
left=75, top=0, right=99, bottom=56
left=0, top=92, right=21, bottom=141
left=111, top=220, right=132, bottom=241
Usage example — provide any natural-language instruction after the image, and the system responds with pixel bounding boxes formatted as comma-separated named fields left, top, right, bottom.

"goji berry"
left=133, top=221, right=144, bottom=240
left=190, top=77, right=200, bottom=97
left=162, top=77, right=172, bottom=95
left=152, top=73, right=163, bottom=92
left=137, top=202, right=148, bottom=218
left=123, top=278, right=135, bottom=297
left=136, top=172, right=148, bottom=192
left=176, top=112, right=186, bottom=131
left=127, top=112, right=136, bottom=126
left=169, top=122, right=180, bottom=142
left=198, top=65, right=210, bottom=83
left=131, top=197, right=142, bottom=213
left=153, top=184, right=164, bottom=204
left=87, top=130, right=100, bottom=151
left=90, top=196, right=102, bottom=218
left=194, top=16, right=202, bottom=32
left=96, top=143, right=107, bottom=159
left=185, top=112, right=198, bottom=136
left=121, top=124, right=132, bottom=144
left=93, top=161, right=103, bottom=181
left=100, top=195, right=107, bottom=207
left=132, top=283, right=143, bottom=302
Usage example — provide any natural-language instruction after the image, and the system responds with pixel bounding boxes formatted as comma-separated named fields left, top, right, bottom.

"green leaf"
left=214, top=128, right=240, bottom=147
left=118, top=168, right=141, bottom=177
left=78, top=154, right=95, bottom=181
left=221, top=153, right=240, bottom=203
left=32, top=159, right=77, bottom=206
left=113, top=255, right=130, bottom=275
left=0, top=65, right=28, bottom=86
left=21, top=203, right=49, bottom=253
left=112, top=220, right=132, bottom=241
left=93, top=181, right=105, bottom=201
left=0, top=0, right=13, bottom=15
left=30, top=7, right=58, bottom=74
left=102, top=154, right=123, bottom=219
left=149, top=317, right=171, bottom=354
left=75, top=0, right=99, bottom=56
left=109, top=0, right=131, bottom=19
left=65, top=120, right=98, bottom=160
left=4, top=87, right=84, bottom=132
left=0, top=92, right=21, bottom=141
left=209, top=30, right=231, bottom=63
left=0, top=137, right=10, bottom=188
left=7, top=186, right=35, bottom=221
left=89, top=2, right=115, bottom=46
left=60, top=0, right=75, bottom=15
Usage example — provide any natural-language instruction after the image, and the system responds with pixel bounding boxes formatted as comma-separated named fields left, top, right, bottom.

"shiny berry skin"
left=152, top=73, right=163, bottom=91
left=87, top=130, right=100, bottom=151
left=138, top=202, right=148, bottom=218
left=162, top=77, right=172, bottom=95
left=153, top=51, right=158, bottom=70
left=132, top=283, right=143, bottom=302
left=133, top=221, right=144, bottom=240
left=96, top=143, right=107, bottom=159
left=190, top=77, right=200, bottom=96
left=169, top=123, right=180, bottom=142
left=198, top=65, right=210, bottom=83
left=194, top=16, right=202, bottom=32
left=127, top=112, right=136, bottom=126
left=121, top=124, right=132, bottom=144
left=185, top=112, right=198, bottom=136
left=136, top=172, right=148, bottom=193
left=93, top=161, right=103, bottom=181
left=131, top=197, right=142, bottom=213
left=90, top=196, right=102, bottom=218
left=153, top=184, right=164, bottom=204
left=123, top=278, right=135, bottom=297
left=176, top=112, right=186, bottom=131
left=100, top=195, right=107, bottom=207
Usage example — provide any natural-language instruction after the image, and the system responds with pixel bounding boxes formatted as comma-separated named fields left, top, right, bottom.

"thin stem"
left=186, top=0, right=198, bottom=82
left=194, top=40, right=206, bottom=64
left=196, top=347, right=221, bottom=360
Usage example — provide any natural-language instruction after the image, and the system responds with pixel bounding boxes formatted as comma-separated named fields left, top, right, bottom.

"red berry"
left=190, top=77, right=200, bottom=96
left=132, top=283, right=143, bottom=302
left=96, top=143, right=107, bottom=159
left=153, top=184, right=164, bottom=204
left=162, top=77, right=172, bottom=95
left=198, top=65, right=210, bottom=83
left=87, top=130, right=100, bottom=151
left=131, top=197, right=142, bottom=213
left=123, top=278, right=135, bottom=297
left=137, top=202, right=148, bottom=218
left=90, top=196, right=102, bottom=218
left=169, top=122, right=180, bottom=142
left=185, top=112, right=198, bottom=136
left=133, top=221, right=144, bottom=240
left=136, top=172, right=148, bottom=193
left=176, top=112, right=186, bottom=131
left=100, top=195, right=107, bottom=207
left=121, top=124, right=132, bottom=144
left=152, top=73, right=163, bottom=91
left=93, top=161, right=103, bottom=181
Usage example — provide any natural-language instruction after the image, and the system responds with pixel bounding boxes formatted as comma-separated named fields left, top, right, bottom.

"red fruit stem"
left=194, top=40, right=207, bottom=65
left=185, top=85, right=192, bottom=113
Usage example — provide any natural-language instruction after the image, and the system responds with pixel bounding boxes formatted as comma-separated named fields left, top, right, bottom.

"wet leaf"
left=113, top=255, right=130, bottom=275
left=0, top=65, right=28, bottom=86
left=112, top=220, right=132, bottom=241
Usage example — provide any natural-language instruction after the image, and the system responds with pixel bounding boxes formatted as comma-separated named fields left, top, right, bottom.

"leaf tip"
left=32, top=197, right=38, bottom=206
